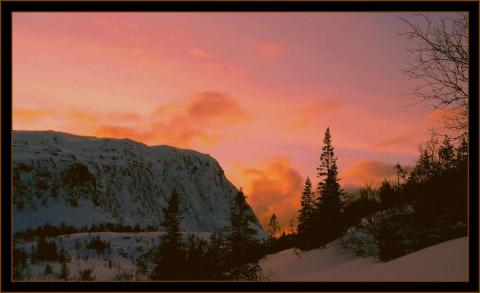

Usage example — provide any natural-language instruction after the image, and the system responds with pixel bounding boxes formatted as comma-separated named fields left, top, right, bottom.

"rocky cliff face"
left=13, top=130, right=265, bottom=237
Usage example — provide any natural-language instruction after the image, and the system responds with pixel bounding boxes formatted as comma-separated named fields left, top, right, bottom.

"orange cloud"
left=14, top=91, right=247, bottom=149
left=136, top=91, right=248, bottom=147
left=236, top=157, right=303, bottom=231
left=14, top=107, right=140, bottom=125
left=152, top=92, right=248, bottom=126
left=105, top=111, right=142, bottom=123
left=13, top=108, right=58, bottom=123
left=257, top=41, right=284, bottom=58
left=187, top=91, right=249, bottom=125
left=151, top=119, right=219, bottom=147
left=146, top=91, right=249, bottom=146
left=189, top=48, right=207, bottom=58
left=341, top=159, right=397, bottom=189
left=94, top=123, right=218, bottom=148
left=68, top=108, right=100, bottom=123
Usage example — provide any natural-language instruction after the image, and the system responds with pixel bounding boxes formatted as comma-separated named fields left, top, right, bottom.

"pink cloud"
left=341, top=159, right=397, bottom=188
left=257, top=41, right=284, bottom=58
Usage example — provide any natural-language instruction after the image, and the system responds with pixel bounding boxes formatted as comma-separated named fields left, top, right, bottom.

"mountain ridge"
left=13, top=130, right=266, bottom=237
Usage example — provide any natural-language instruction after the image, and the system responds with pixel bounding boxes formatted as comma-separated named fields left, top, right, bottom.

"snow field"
left=260, top=237, right=468, bottom=281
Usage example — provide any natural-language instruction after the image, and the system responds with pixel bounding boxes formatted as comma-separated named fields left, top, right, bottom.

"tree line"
left=138, top=188, right=266, bottom=280
left=267, top=13, right=469, bottom=258
left=266, top=127, right=468, bottom=261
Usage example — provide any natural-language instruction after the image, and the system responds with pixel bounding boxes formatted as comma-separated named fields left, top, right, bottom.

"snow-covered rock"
left=260, top=237, right=468, bottom=281
left=13, top=130, right=265, bottom=237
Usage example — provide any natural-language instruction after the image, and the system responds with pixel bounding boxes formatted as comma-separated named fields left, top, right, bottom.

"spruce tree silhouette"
left=150, top=188, right=186, bottom=280
left=225, top=188, right=261, bottom=280
left=314, top=127, right=344, bottom=247
left=268, top=214, right=280, bottom=239
left=297, top=177, right=315, bottom=248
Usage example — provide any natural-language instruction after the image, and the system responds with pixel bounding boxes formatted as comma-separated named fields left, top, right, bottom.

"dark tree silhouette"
left=438, top=136, right=456, bottom=171
left=394, top=163, right=408, bottom=187
left=297, top=177, right=315, bottom=247
left=268, top=214, right=280, bottom=239
left=150, top=188, right=186, bottom=280
left=314, top=127, right=344, bottom=246
left=225, top=189, right=261, bottom=280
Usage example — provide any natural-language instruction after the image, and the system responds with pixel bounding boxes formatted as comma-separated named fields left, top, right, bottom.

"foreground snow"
left=16, top=231, right=212, bottom=280
left=260, top=237, right=468, bottom=281
left=17, top=232, right=468, bottom=281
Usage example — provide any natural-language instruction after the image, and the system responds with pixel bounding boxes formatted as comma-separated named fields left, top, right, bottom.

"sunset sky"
left=12, top=12, right=451, bottom=229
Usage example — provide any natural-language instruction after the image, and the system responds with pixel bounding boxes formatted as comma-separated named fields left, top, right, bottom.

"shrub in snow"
left=31, top=238, right=60, bottom=262
left=44, top=263, right=53, bottom=275
left=337, top=205, right=412, bottom=258
left=113, top=263, right=134, bottom=281
left=78, top=267, right=95, bottom=281
left=337, top=215, right=380, bottom=257
left=85, top=235, right=110, bottom=255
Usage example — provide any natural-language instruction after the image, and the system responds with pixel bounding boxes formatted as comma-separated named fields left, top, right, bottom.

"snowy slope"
left=260, top=237, right=468, bottom=281
left=13, top=130, right=265, bottom=237
left=15, top=231, right=212, bottom=280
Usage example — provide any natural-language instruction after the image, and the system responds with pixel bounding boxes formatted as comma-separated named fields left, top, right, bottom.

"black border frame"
left=1, top=1, right=478, bottom=292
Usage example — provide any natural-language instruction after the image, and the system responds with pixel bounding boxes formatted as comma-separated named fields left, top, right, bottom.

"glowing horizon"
left=12, top=12, right=452, bottom=229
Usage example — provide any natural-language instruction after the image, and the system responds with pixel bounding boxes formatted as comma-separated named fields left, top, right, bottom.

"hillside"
left=13, top=130, right=265, bottom=237
left=260, top=237, right=468, bottom=281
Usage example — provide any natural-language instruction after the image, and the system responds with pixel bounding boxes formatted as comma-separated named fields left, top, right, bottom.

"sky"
left=12, top=12, right=452, bottom=230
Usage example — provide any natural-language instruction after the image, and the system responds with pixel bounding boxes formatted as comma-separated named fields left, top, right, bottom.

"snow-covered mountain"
left=13, top=130, right=265, bottom=237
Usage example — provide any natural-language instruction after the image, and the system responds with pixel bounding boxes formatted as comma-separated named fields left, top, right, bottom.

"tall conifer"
left=268, top=214, right=280, bottom=239
left=314, top=127, right=344, bottom=245
left=297, top=177, right=315, bottom=247
left=150, top=188, right=185, bottom=280
left=225, top=189, right=261, bottom=280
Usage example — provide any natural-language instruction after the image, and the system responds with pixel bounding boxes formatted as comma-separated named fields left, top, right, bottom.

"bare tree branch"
left=399, top=14, right=469, bottom=140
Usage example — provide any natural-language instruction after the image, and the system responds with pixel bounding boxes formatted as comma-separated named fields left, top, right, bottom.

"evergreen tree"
left=268, top=214, right=280, bottom=239
left=394, top=163, right=407, bottom=187
left=44, top=263, right=52, bottom=276
left=456, top=136, right=468, bottom=163
left=183, top=235, right=209, bottom=280
left=297, top=177, right=315, bottom=246
left=288, top=219, right=295, bottom=234
left=455, top=136, right=468, bottom=177
left=161, top=188, right=182, bottom=247
left=378, top=179, right=396, bottom=207
left=225, top=189, right=261, bottom=280
left=314, top=127, right=344, bottom=245
left=410, top=137, right=442, bottom=184
left=438, top=136, right=456, bottom=172
left=204, top=232, right=228, bottom=279
left=452, top=136, right=468, bottom=224
left=150, top=188, right=185, bottom=280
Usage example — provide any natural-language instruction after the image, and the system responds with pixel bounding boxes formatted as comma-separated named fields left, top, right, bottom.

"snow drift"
left=260, top=237, right=468, bottom=281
